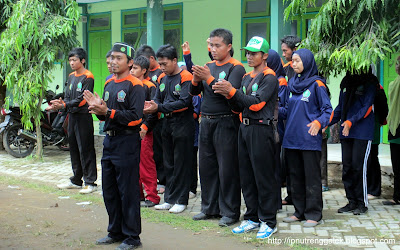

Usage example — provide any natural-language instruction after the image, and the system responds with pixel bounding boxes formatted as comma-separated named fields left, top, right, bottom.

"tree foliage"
left=284, top=0, right=400, bottom=76
left=0, top=0, right=80, bottom=156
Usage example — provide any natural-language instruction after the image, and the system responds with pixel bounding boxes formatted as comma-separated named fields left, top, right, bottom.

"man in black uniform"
left=213, top=36, right=279, bottom=238
left=280, top=35, right=301, bottom=206
left=83, top=42, right=145, bottom=250
left=52, top=47, right=97, bottom=194
left=191, top=28, right=246, bottom=226
left=143, top=44, right=194, bottom=214
left=136, top=45, right=166, bottom=194
left=280, top=35, right=301, bottom=81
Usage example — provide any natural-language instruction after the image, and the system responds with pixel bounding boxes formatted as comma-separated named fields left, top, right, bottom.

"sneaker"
left=79, top=185, right=97, bottom=194
left=322, top=186, right=329, bottom=192
left=189, top=191, right=196, bottom=199
left=57, top=182, right=81, bottom=189
left=368, top=194, right=377, bottom=200
left=337, top=203, right=357, bottom=213
left=353, top=205, right=368, bottom=215
left=154, top=202, right=172, bottom=210
left=169, top=204, right=186, bottom=213
left=140, top=200, right=157, bottom=207
left=232, top=220, right=260, bottom=234
left=256, top=222, right=277, bottom=239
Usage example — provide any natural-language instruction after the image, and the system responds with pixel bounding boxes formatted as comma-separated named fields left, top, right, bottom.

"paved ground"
left=0, top=144, right=399, bottom=249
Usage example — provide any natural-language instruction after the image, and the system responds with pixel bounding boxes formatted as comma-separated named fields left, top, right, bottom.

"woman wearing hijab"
left=281, top=49, right=332, bottom=227
left=383, top=56, right=400, bottom=206
left=267, top=49, right=289, bottom=210
left=330, top=69, right=376, bottom=215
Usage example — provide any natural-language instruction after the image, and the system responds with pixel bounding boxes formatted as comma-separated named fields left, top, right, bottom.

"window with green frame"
left=88, top=13, right=111, bottom=31
left=291, top=0, right=326, bottom=39
left=241, top=0, right=271, bottom=61
left=121, top=4, right=183, bottom=60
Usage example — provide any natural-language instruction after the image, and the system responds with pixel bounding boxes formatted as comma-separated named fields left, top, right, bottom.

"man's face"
left=292, top=54, right=304, bottom=74
left=209, top=36, right=231, bottom=61
left=111, top=51, right=132, bottom=74
left=281, top=43, right=294, bottom=62
left=106, top=57, right=112, bottom=74
left=158, top=57, right=177, bottom=75
left=69, top=56, right=84, bottom=71
left=246, top=51, right=267, bottom=68
left=130, top=64, right=146, bottom=79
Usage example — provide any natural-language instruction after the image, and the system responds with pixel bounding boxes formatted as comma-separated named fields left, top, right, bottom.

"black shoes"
left=116, top=242, right=142, bottom=250
left=353, top=205, right=368, bottom=215
left=338, top=203, right=357, bottom=213
left=140, top=200, right=157, bottom=207
left=218, top=216, right=238, bottom=227
left=96, top=236, right=123, bottom=245
left=192, top=212, right=221, bottom=221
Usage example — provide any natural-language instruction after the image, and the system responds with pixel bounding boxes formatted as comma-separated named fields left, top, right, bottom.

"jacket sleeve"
left=158, top=80, right=193, bottom=113
left=65, top=77, right=94, bottom=108
left=142, top=85, right=161, bottom=131
left=346, top=83, right=376, bottom=126
left=228, top=74, right=278, bottom=113
left=329, top=90, right=343, bottom=126
left=183, top=52, right=194, bottom=74
left=315, top=84, right=333, bottom=128
left=110, top=84, right=145, bottom=127
left=192, top=95, right=201, bottom=117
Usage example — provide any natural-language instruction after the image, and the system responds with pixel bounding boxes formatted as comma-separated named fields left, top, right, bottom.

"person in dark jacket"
left=52, top=48, right=97, bottom=194
left=281, top=49, right=332, bottom=227
left=330, top=71, right=376, bottom=215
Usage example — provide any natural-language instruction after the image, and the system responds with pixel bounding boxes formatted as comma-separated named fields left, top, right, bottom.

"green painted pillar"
left=270, top=0, right=290, bottom=54
left=147, top=0, right=163, bottom=51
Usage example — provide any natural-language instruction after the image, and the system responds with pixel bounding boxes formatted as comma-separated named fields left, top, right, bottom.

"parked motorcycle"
left=0, top=86, right=69, bottom=158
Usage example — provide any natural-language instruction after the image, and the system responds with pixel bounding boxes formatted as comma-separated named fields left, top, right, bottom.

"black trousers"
left=239, top=124, right=278, bottom=228
left=281, top=148, right=292, bottom=203
left=199, top=116, right=241, bottom=219
left=286, top=149, right=323, bottom=222
left=390, top=143, right=400, bottom=201
left=162, top=114, right=194, bottom=205
left=275, top=142, right=282, bottom=210
left=153, top=119, right=165, bottom=186
left=341, top=138, right=371, bottom=207
left=190, top=146, right=199, bottom=194
left=68, top=113, right=97, bottom=186
left=367, top=144, right=381, bottom=196
left=102, top=133, right=141, bottom=245
left=321, top=138, right=328, bottom=187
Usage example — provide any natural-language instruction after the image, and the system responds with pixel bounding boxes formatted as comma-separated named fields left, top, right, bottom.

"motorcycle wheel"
left=2, top=124, right=35, bottom=158
left=57, top=137, right=69, bottom=151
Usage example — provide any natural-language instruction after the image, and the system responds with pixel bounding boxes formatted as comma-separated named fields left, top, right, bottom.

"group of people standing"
left=51, top=27, right=400, bottom=249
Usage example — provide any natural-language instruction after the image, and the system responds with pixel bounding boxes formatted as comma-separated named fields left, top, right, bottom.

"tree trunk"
left=35, top=96, right=43, bottom=158
left=0, top=83, right=6, bottom=150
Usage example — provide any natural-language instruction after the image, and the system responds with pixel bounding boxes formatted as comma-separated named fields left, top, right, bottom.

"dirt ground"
left=0, top=184, right=267, bottom=250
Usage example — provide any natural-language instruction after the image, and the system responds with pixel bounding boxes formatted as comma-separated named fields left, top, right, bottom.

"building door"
left=88, top=30, right=111, bottom=99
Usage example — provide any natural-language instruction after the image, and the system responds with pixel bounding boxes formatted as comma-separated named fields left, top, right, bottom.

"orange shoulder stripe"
left=142, top=79, right=156, bottom=88
left=126, top=75, right=143, bottom=87
left=278, top=77, right=287, bottom=86
left=128, top=118, right=142, bottom=127
left=249, top=101, right=266, bottom=112
left=158, top=73, right=166, bottom=83
left=228, top=58, right=244, bottom=67
left=263, top=67, right=276, bottom=76
left=83, top=70, right=94, bottom=79
left=316, top=80, right=326, bottom=88
left=180, top=70, right=193, bottom=83
left=105, top=77, right=114, bottom=86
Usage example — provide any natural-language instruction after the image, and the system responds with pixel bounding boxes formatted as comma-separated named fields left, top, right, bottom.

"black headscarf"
left=267, top=49, right=286, bottom=79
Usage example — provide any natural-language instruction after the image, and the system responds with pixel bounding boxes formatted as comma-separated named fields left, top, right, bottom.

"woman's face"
left=292, top=54, right=304, bottom=74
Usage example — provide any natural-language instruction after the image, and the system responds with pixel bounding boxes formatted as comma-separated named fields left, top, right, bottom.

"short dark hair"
left=136, top=45, right=156, bottom=59
left=210, top=28, right=233, bottom=45
left=68, top=47, right=86, bottom=66
left=280, top=35, right=301, bottom=50
left=106, top=50, right=112, bottom=58
left=133, top=55, right=150, bottom=75
left=156, top=44, right=178, bottom=60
